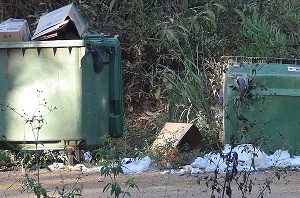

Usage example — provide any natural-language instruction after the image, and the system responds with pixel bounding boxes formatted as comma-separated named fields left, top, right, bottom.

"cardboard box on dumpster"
left=0, top=18, right=31, bottom=42
left=32, top=3, right=87, bottom=40
left=151, top=122, right=203, bottom=152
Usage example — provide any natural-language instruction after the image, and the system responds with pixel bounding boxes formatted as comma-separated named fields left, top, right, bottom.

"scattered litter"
left=68, top=164, right=100, bottom=173
left=68, top=164, right=86, bottom=171
left=170, top=169, right=177, bottom=175
left=121, top=156, right=151, bottom=174
left=48, top=144, right=300, bottom=175
left=165, top=162, right=171, bottom=168
left=48, top=163, right=100, bottom=173
left=177, top=168, right=186, bottom=176
left=48, top=162, right=65, bottom=170
left=122, top=157, right=136, bottom=164
left=84, top=151, right=92, bottom=162
left=97, top=178, right=104, bottom=182
left=160, top=170, right=170, bottom=174
left=171, top=165, right=203, bottom=176
left=190, top=144, right=300, bottom=174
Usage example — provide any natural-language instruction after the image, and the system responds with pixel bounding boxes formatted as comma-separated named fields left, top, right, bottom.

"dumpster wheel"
left=64, top=139, right=84, bottom=166
left=64, top=145, right=82, bottom=166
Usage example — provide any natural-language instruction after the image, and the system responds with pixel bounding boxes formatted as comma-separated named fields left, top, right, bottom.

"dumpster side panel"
left=0, top=46, right=83, bottom=147
left=82, top=36, right=123, bottom=145
left=81, top=52, right=110, bottom=147
left=224, top=62, right=300, bottom=154
left=0, top=37, right=123, bottom=150
left=108, top=39, right=123, bottom=137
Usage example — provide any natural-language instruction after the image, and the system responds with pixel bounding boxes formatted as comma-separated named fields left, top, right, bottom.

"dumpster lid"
left=0, top=40, right=85, bottom=49
left=221, top=56, right=300, bottom=65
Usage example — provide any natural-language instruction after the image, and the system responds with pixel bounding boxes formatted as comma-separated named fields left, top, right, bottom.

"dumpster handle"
left=236, top=77, right=247, bottom=101
left=86, top=45, right=109, bottom=73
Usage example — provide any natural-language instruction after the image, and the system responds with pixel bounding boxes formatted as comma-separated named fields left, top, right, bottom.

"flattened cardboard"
left=32, top=3, right=87, bottom=40
left=0, top=18, right=30, bottom=42
left=151, top=122, right=203, bottom=152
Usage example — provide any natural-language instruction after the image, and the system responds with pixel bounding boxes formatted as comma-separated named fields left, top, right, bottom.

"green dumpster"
left=0, top=34, right=123, bottom=150
left=223, top=56, right=300, bottom=154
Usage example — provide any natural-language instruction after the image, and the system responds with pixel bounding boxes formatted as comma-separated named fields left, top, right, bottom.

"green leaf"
left=275, top=171, right=280, bottom=180
left=117, top=166, right=123, bottom=174
left=30, top=164, right=41, bottom=170
left=124, top=192, right=131, bottom=197
left=109, top=0, right=116, bottom=12
left=113, top=183, right=122, bottom=197
left=166, top=29, right=177, bottom=42
left=154, top=87, right=161, bottom=100
left=103, top=183, right=111, bottom=192
left=233, top=8, right=245, bottom=21
left=110, top=184, right=115, bottom=196
left=213, top=3, right=226, bottom=11
left=133, top=0, right=144, bottom=9
left=100, top=166, right=110, bottom=176
left=202, top=9, right=216, bottom=28
left=193, top=21, right=201, bottom=33
left=125, top=177, right=139, bottom=190
left=111, top=167, right=117, bottom=175
left=111, top=166, right=123, bottom=176
left=41, top=164, right=52, bottom=172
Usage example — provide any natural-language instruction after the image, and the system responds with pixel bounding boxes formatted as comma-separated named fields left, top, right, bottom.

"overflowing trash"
left=0, top=18, right=30, bottom=41
left=0, top=3, right=86, bottom=42
left=31, top=3, right=87, bottom=40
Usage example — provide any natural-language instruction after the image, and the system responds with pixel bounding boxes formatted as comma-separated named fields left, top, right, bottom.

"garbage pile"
left=120, top=144, right=300, bottom=175
left=50, top=144, right=300, bottom=176
left=0, top=3, right=86, bottom=42
left=189, top=144, right=300, bottom=173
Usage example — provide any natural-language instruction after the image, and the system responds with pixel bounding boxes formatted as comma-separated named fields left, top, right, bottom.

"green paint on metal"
left=223, top=57, right=300, bottom=154
left=0, top=34, right=123, bottom=150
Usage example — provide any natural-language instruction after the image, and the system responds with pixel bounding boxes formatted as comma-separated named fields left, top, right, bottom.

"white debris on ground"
left=158, top=144, right=300, bottom=175
left=48, top=144, right=300, bottom=175
left=84, top=151, right=93, bottom=162
left=68, top=164, right=100, bottom=172
left=182, top=144, right=300, bottom=175
left=48, top=162, right=65, bottom=170
left=121, top=156, right=151, bottom=174
left=48, top=163, right=100, bottom=172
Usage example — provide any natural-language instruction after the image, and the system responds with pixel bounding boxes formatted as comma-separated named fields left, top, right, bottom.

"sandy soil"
left=1, top=167, right=300, bottom=198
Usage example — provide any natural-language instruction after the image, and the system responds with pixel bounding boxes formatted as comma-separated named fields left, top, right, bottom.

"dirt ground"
left=1, top=166, right=300, bottom=198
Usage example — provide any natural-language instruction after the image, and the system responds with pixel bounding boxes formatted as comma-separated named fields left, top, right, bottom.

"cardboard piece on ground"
left=0, top=18, right=31, bottom=42
left=32, top=3, right=87, bottom=40
left=151, top=122, right=203, bottom=152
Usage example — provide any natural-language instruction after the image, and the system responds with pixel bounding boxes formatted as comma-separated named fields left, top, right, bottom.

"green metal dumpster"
left=0, top=34, right=123, bottom=151
left=223, top=56, right=300, bottom=154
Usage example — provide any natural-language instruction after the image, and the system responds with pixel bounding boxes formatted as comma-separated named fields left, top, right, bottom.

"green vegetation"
left=96, top=135, right=138, bottom=198
left=0, top=0, right=300, bottom=197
